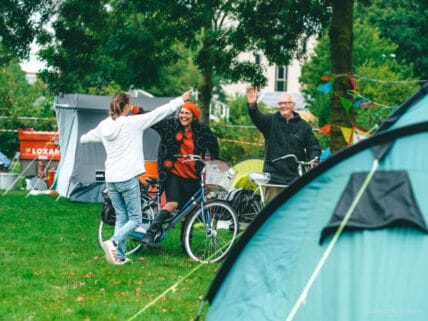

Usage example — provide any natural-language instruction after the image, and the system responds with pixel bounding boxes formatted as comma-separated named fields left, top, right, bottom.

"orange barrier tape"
left=219, top=138, right=263, bottom=147
left=0, top=129, right=18, bottom=133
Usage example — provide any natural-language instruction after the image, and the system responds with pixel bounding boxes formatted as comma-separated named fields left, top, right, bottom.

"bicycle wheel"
left=97, top=220, right=142, bottom=255
left=183, top=200, right=238, bottom=263
left=227, top=188, right=261, bottom=230
left=234, top=195, right=261, bottom=231
left=97, top=194, right=156, bottom=256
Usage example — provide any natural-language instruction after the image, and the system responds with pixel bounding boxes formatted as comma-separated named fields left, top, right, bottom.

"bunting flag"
left=318, top=82, right=332, bottom=94
left=352, top=99, right=364, bottom=107
left=340, top=126, right=354, bottom=145
left=320, top=146, right=331, bottom=160
left=318, top=124, right=331, bottom=135
left=321, top=75, right=332, bottom=81
left=353, top=124, right=371, bottom=134
left=352, top=125, right=371, bottom=144
left=361, top=102, right=377, bottom=109
left=349, top=76, right=357, bottom=91
left=339, top=97, right=353, bottom=113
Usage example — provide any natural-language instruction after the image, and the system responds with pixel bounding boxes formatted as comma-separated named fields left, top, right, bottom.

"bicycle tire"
left=97, top=220, right=142, bottom=255
left=183, top=200, right=238, bottom=263
left=234, top=195, right=261, bottom=231
left=97, top=194, right=156, bottom=256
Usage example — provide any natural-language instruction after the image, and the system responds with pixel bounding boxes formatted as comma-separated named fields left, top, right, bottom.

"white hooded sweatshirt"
left=80, top=97, right=184, bottom=182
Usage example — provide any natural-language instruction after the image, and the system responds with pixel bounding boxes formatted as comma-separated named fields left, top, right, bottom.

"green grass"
left=0, top=191, right=219, bottom=321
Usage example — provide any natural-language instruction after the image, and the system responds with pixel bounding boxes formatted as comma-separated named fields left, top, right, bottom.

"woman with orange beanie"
left=140, top=101, right=219, bottom=248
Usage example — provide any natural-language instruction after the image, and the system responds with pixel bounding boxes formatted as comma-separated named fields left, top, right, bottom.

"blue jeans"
left=107, top=177, right=141, bottom=260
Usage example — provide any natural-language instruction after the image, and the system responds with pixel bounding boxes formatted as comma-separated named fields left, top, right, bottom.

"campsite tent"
left=54, top=94, right=176, bottom=203
left=231, top=158, right=264, bottom=190
left=203, top=84, right=428, bottom=321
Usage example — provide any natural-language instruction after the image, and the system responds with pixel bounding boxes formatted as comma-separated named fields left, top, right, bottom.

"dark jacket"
left=249, top=105, right=321, bottom=184
left=151, top=118, right=219, bottom=187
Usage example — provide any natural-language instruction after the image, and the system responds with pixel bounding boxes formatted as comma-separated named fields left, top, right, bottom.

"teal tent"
left=203, top=84, right=428, bottom=321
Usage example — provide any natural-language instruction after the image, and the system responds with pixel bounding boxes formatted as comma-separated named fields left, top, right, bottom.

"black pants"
left=164, top=173, right=200, bottom=208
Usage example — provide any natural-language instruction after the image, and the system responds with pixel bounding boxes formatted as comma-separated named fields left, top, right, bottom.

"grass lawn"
left=0, top=191, right=220, bottom=321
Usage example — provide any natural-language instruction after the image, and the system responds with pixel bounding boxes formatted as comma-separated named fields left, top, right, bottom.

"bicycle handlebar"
left=271, top=154, right=319, bottom=165
left=174, top=154, right=205, bottom=164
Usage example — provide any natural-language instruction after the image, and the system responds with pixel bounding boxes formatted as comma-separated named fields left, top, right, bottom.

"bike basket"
left=204, top=160, right=237, bottom=192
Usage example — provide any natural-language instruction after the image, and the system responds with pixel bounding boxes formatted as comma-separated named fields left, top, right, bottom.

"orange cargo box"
left=18, top=128, right=61, bottom=161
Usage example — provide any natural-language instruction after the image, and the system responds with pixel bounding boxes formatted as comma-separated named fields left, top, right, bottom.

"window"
left=255, top=54, right=261, bottom=65
left=275, top=66, right=288, bottom=91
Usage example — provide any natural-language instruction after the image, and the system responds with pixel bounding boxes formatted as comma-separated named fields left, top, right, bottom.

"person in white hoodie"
left=80, top=90, right=192, bottom=265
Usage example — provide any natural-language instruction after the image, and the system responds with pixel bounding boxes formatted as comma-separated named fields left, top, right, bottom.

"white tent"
left=54, top=94, right=174, bottom=203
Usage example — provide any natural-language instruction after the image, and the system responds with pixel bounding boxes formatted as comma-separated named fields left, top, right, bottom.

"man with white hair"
left=247, top=87, right=321, bottom=202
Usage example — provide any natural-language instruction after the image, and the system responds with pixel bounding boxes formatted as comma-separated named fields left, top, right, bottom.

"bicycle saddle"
left=248, top=172, right=271, bottom=184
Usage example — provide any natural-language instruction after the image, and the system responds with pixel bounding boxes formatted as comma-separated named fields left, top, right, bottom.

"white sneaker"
left=101, top=240, right=117, bottom=264
left=134, top=226, right=147, bottom=234
left=113, top=257, right=131, bottom=265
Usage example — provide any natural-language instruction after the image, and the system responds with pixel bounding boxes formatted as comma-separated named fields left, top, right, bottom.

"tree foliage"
left=300, top=20, right=419, bottom=148
left=0, top=60, right=55, bottom=158
left=0, top=0, right=52, bottom=64
left=37, top=1, right=194, bottom=95
left=356, top=0, right=428, bottom=81
left=35, top=0, right=333, bottom=124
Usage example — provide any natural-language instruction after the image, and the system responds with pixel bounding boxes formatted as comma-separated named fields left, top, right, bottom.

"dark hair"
left=110, top=93, right=130, bottom=119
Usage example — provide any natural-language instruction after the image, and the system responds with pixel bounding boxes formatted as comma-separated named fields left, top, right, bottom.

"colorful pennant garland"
left=317, top=74, right=395, bottom=114
left=315, top=74, right=402, bottom=145
left=317, top=124, right=372, bottom=146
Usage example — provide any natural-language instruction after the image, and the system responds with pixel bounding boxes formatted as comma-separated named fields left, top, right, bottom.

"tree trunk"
left=329, top=0, right=355, bottom=154
left=198, top=70, right=213, bottom=125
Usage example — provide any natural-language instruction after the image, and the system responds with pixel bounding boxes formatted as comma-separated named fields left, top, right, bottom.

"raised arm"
left=132, top=89, right=193, bottom=130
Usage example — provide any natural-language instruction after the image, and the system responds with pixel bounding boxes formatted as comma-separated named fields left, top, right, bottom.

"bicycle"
left=248, top=154, right=319, bottom=208
left=97, top=154, right=239, bottom=263
left=223, top=187, right=261, bottom=230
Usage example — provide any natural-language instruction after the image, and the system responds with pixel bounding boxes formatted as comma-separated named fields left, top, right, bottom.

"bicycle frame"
left=156, top=185, right=207, bottom=241
left=248, top=172, right=289, bottom=207
left=138, top=155, right=212, bottom=242
left=248, top=154, right=319, bottom=207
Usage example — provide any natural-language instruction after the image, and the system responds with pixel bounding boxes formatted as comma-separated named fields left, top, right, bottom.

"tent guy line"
left=127, top=231, right=244, bottom=321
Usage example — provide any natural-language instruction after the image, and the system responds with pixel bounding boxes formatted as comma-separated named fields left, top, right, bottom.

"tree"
left=0, top=0, right=52, bottom=65
left=0, top=59, right=55, bottom=157
left=34, top=0, right=370, bottom=153
left=37, top=1, right=269, bottom=123
left=0, top=1, right=55, bottom=157
left=328, top=0, right=354, bottom=153
left=36, top=1, right=331, bottom=125
left=244, top=0, right=422, bottom=152
left=37, top=1, right=195, bottom=95
left=152, top=1, right=338, bottom=124
left=300, top=19, right=419, bottom=148
left=356, top=0, right=428, bottom=81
